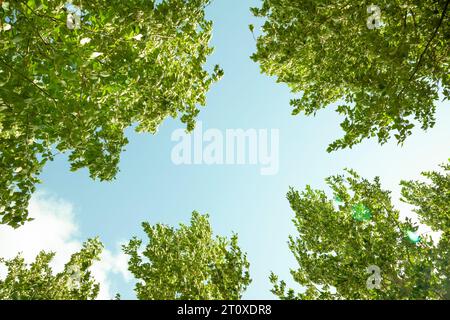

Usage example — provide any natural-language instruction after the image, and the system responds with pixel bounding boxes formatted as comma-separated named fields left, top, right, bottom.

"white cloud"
left=0, top=192, right=131, bottom=299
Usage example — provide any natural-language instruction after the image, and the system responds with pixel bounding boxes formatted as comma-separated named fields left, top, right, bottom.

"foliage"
left=0, top=238, right=103, bottom=300
left=251, top=0, right=450, bottom=152
left=271, top=160, right=450, bottom=299
left=0, top=0, right=222, bottom=227
left=123, top=211, right=252, bottom=300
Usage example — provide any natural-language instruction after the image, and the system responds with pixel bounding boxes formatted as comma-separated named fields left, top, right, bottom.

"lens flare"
left=406, top=230, right=421, bottom=244
left=352, top=203, right=372, bottom=221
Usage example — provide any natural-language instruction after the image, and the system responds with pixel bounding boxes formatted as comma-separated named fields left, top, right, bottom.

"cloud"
left=0, top=192, right=131, bottom=299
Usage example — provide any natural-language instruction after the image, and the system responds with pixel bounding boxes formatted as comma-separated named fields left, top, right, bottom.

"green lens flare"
left=351, top=203, right=372, bottom=221
left=406, top=230, right=421, bottom=244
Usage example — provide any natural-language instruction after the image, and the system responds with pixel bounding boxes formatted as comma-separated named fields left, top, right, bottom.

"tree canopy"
left=0, top=238, right=103, bottom=300
left=0, top=0, right=448, bottom=302
left=123, top=211, right=251, bottom=300
left=0, top=0, right=222, bottom=227
left=251, top=0, right=450, bottom=152
left=270, top=160, right=450, bottom=299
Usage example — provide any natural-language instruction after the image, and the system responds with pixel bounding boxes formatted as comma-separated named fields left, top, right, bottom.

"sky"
left=1, top=0, right=449, bottom=299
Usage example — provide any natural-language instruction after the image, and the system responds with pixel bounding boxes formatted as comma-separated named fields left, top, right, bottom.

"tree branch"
left=0, top=58, right=57, bottom=104
left=408, top=0, right=449, bottom=81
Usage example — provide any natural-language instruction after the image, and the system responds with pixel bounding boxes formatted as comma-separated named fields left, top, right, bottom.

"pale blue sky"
left=36, top=0, right=450, bottom=299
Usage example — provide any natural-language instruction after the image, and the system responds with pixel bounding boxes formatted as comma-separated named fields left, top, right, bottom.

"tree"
left=0, top=0, right=222, bottom=227
left=271, top=160, right=450, bottom=299
left=251, top=0, right=450, bottom=152
left=123, top=211, right=251, bottom=300
left=0, top=238, right=103, bottom=300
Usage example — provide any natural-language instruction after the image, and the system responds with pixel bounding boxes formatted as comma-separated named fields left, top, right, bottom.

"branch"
left=408, top=0, right=450, bottom=81
left=0, top=58, right=57, bottom=104
left=18, top=0, right=60, bottom=23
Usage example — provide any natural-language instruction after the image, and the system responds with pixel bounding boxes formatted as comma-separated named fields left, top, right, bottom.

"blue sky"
left=29, top=0, right=450, bottom=299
